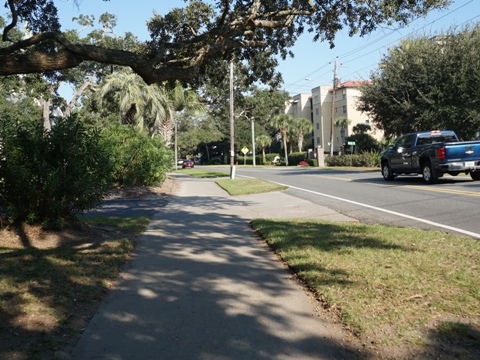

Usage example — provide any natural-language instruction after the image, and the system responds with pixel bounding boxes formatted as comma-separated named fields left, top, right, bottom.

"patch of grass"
left=178, top=169, right=229, bottom=178
left=0, top=216, right=149, bottom=359
left=216, top=178, right=288, bottom=195
left=251, top=218, right=480, bottom=351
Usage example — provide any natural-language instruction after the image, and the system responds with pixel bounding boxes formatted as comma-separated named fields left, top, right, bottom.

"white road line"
left=243, top=175, right=480, bottom=239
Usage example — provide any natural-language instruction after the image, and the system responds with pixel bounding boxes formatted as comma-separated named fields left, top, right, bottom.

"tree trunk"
left=298, top=132, right=304, bottom=152
left=42, top=97, right=51, bottom=131
left=282, top=130, right=288, bottom=166
left=157, top=116, right=173, bottom=146
left=205, top=144, right=210, bottom=162
left=63, top=74, right=94, bottom=119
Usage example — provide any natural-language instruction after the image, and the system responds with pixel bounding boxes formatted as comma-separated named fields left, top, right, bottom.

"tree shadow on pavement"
left=73, top=194, right=369, bottom=359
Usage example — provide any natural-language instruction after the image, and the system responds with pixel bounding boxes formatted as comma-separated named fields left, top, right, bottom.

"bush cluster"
left=100, top=124, right=173, bottom=187
left=239, top=153, right=279, bottom=165
left=325, top=151, right=381, bottom=167
left=0, top=117, right=112, bottom=227
left=287, top=152, right=308, bottom=166
left=0, top=117, right=173, bottom=227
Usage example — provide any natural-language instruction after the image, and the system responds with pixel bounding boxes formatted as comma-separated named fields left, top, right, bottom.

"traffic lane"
left=236, top=168, right=480, bottom=237
left=297, top=173, right=479, bottom=236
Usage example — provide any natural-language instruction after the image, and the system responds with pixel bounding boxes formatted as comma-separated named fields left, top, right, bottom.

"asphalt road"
left=206, top=166, right=480, bottom=239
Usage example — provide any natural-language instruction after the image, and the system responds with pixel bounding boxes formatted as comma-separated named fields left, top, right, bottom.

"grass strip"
left=216, top=178, right=288, bottom=195
left=251, top=218, right=480, bottom=349
left=177, top=169, right=229, bottom=178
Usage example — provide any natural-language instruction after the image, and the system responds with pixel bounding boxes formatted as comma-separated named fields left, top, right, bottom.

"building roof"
left=335, top=80, right=371, bottom=89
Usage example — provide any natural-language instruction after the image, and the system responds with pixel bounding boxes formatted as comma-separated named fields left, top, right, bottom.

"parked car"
left=182, top=159, right=195, bottom=168
left=381, top=130, right=480, bottom=183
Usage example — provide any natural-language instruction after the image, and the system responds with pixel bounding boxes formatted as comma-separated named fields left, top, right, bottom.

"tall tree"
left=358, top=24, right=480, bottom=140
left=256, top=133, right=273, bottom=164
left=154, top=81, right=206, bottom=145
left=175, top=112, right=223, bottom=161
left=1, top=1, right=449, bottom=88
left=99, top=68, right=168, bottom=128
left=60, top=13, right=139, bottom=119
left=334, top=116, right=351, bottom=149
left=291, top=117, right=313, bottom=152
left=345, top=124, right=380, bottom=153
left=272, top=114, right=294, bottom=165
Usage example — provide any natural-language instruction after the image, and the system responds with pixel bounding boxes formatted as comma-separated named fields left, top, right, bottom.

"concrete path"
left=72, top=175, right=362, bottom=359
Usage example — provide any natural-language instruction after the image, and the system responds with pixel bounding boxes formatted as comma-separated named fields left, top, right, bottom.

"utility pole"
left=229, top=60, right=236, bottom=179
left=251, top=117, right=256, bottom=167
left=174, top=120, right=178, bottom=171
left=330, top=57, right=337, bottom=157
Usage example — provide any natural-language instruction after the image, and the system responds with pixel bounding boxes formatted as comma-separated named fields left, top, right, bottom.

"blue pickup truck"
left=381, top=130, right=480, bottom=183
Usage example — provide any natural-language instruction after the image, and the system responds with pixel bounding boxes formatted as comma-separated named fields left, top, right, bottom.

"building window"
left=365, top=119, right=370, bottom=125
left=314, top=95, right=319, bottom=103
left=315, top=108, right=319, bottom=115
left=316, top=122, right=320, bottom=130
left=342, top=105, right=347, bottom=114
left=342, top=89, right=346, bottom=99
left=317, top=137, right=320, bottom=145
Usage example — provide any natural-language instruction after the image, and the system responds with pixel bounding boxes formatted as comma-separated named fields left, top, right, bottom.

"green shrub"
left=265, top=153, right=279, bottom=164
left=325, top=151, right=381, bottom=167
left=237, top=156, right=265, bottom=165
left=100, top=124, right=173, bottom=187
left=287, top=152, right=308, bottom=166
left=207, top=157, right=222, bottom=165
left=0, top=116, right=113, bottom=227
left=345, top=133, right=380, bottom=153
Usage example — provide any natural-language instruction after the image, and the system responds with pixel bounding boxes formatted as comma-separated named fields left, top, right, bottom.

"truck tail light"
left=437, top=147, right=446, bottom=159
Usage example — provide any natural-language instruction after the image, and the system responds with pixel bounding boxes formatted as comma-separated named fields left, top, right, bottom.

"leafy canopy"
left=1, top=0, right=450, bottom=88
left=358, top=24, right=480, bottom=140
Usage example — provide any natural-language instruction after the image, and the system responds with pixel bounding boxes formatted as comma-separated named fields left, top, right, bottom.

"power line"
left=284, top=0, right=478, bottom=92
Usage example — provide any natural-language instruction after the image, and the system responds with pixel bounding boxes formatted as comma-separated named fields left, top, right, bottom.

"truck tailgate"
left=444, top=141, right=480, bottom=163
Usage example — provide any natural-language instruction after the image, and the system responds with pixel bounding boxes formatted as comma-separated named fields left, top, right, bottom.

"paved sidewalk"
left=72, top=176, right=361, bottom=359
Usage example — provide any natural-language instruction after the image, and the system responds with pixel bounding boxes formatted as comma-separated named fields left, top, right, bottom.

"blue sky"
left=3, top=0, right=480, bottom=99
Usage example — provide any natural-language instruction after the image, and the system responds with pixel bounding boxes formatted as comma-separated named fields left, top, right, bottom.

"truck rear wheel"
left=422, top=162, right=438, bottom=184
left=471, top=172, right=480, bottom=181
left=382, top=162, right=395, bottom=181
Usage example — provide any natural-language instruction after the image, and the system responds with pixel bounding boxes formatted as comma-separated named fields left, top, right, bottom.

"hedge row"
left=325, top=151, right=381, bottom=167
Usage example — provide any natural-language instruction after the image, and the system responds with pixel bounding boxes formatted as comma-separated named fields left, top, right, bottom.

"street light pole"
left=229, top=60, right=236, bottom=179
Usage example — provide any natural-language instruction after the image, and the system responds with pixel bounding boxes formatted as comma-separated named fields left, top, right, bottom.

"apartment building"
left=285, top=93, right=311, bottom=120
left=289, top=80, right=383, bottom=153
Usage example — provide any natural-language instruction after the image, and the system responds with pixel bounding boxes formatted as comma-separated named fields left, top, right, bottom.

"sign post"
left=347, top=141, right=355, bottom=166
left=241, top=146, right=249, bottom=165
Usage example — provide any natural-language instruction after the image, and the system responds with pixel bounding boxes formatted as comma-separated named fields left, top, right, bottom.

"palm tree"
left=99, top=69, right=168, bottom=129
left=256, top=134, right=272, bottom=164
left=334, top=116, right=352, bottom=152
left=272, top=114, right=294, bottom=166
left=152, top=81, right=205, bottom=145
left=291, top=117, right=313, bottom=152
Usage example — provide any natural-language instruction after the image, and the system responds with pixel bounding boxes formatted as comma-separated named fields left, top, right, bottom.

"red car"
left=182, top=159, right=195, bottom=168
